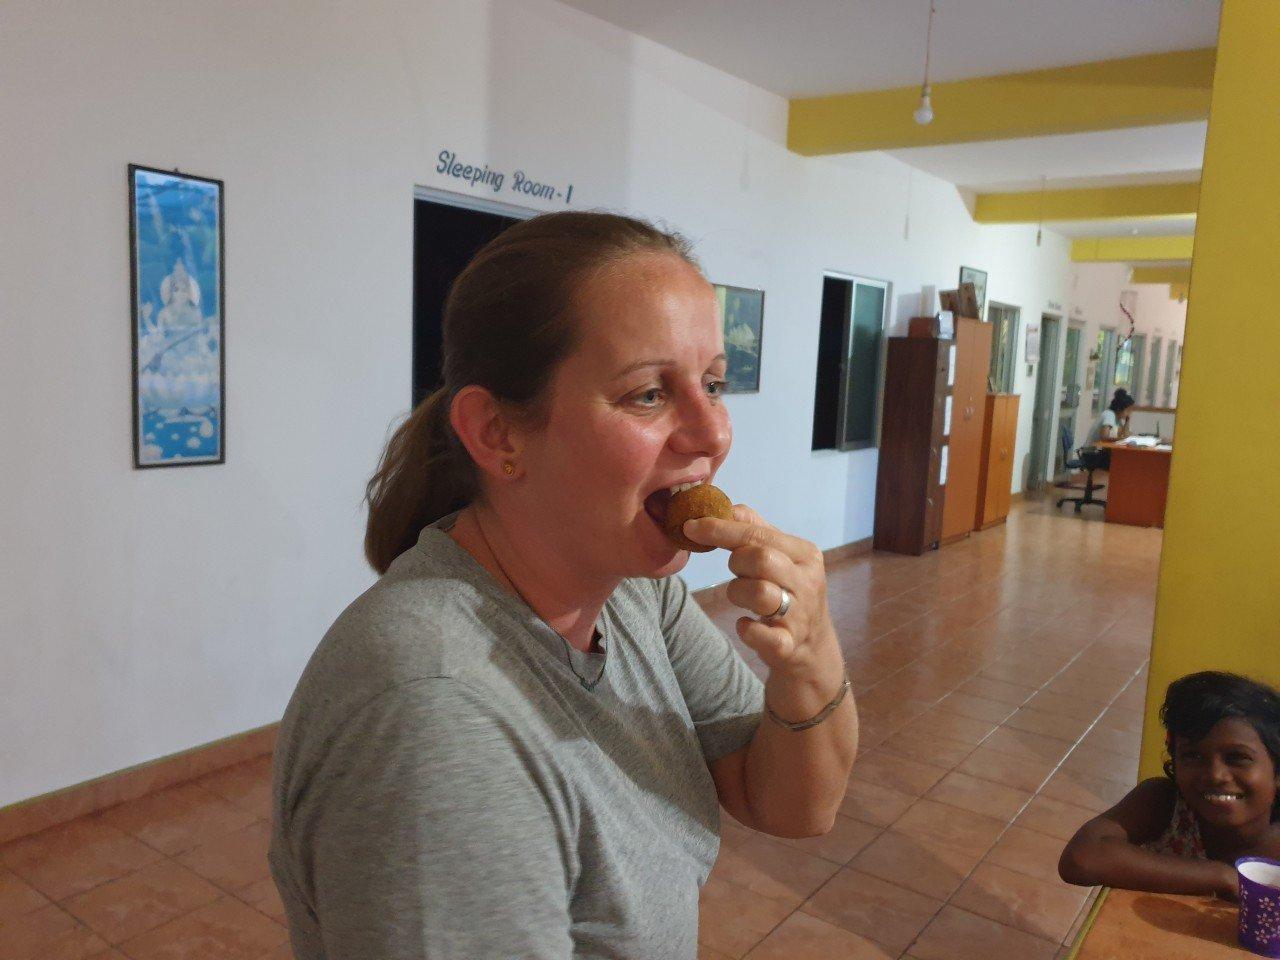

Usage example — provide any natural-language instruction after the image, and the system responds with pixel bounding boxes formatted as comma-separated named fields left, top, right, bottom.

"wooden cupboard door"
left=941, top=320, right=990, bottom=540
left=998, top=396, right=1020, bottom=518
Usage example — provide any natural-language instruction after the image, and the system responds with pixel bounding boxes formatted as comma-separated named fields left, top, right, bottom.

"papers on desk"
left=1117, top=436, right=1173, bottom=452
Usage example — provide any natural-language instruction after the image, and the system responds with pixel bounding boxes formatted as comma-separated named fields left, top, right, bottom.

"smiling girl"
left=1060, top=672, right=1280, bottom=899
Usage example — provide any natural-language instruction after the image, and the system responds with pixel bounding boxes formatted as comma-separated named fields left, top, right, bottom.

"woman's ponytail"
left=363, top=387, right=475, bottom=574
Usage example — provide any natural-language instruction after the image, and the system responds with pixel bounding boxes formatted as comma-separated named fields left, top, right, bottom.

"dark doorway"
left=412, top=198, right=522, bottom=406
left=811, top=277, right=851, bottom=450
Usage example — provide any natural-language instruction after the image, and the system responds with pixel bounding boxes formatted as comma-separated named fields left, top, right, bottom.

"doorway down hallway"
left=696, top=497, right=1160, bottom=960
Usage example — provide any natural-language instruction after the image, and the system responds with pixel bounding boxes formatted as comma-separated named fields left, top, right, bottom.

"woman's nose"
left=670, top=390, right=731, bottom=459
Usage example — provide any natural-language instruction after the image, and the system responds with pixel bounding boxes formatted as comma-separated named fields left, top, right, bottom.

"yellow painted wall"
left=1139, top=0, right=1280, bottom=779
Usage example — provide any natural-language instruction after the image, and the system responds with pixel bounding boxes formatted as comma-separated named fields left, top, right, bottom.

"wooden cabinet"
left=941, top=317, right=995, bottom=542
left=874, top=336, right=949, bottom=555
left=976, top=393, right=1020, bottom=529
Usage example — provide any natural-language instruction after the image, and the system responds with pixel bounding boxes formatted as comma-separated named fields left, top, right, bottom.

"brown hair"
left=363, top=210, right=697, bottom=573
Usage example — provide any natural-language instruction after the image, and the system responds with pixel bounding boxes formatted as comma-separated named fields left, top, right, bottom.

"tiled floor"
left=0, top=496, right=1160, bottom=960
left=696, top=495, right=1159, bottom=960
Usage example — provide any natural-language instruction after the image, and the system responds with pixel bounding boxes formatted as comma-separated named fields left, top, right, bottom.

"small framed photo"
left=129, top=165, right=225, bottom=468
left=959, top=266, right=988, bottom=319
left=714, top=284, right=764, bottom=394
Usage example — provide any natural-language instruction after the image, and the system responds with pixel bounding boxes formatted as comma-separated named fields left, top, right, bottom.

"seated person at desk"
left=1059, top=672, right=1280, bottom=900
left=1089, top=388, right=1137, bottom=444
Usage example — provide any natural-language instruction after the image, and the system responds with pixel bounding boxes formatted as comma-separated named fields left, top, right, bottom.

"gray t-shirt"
left=269, top=515, right=765, bottom=960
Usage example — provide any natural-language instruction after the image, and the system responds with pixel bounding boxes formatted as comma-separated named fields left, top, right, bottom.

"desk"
left=1100, top=442, right=1173, bottom=527
left=1071, top=888, right=1250, bottom=958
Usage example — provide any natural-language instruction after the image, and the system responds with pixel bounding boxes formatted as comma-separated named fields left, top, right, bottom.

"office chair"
left=1055, top=431, right=1107, bottom=512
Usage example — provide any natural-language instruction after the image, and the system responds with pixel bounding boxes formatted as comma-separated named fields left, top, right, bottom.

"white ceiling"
left=885, top=123, right=1207, bottom=193
left=560, top=0, right=1217, bottom=237
left=559, top=0, right=1221, bottom=99
left=1048, top=217, right=1198, bottom=240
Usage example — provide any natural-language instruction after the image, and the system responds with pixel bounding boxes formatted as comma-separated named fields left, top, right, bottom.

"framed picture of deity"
left=129, top=165, right=225, bottom=468
left=714, top=283, right=764, bottom=394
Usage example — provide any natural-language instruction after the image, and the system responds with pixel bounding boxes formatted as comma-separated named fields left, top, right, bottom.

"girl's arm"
left=1059, top=778, right=1238, bottom=899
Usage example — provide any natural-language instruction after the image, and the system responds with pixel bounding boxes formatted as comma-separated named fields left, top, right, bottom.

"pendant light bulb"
left=912, top=1, right=937, bottom=125
left=913, top=85, right=934, bottom=125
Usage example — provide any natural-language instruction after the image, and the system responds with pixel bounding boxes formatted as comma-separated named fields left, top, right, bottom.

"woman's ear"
left=449, top=386, right=522, bottom=480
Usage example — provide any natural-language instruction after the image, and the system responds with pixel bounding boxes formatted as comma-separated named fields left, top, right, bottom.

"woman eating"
left=269, top=211, right=858, bottom=959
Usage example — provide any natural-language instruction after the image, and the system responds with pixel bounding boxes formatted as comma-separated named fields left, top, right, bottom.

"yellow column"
left=1139, top=0, right=1280, bottom=778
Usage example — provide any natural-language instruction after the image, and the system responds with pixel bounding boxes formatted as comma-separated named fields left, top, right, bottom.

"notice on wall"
left=944, top=395, right=953, bottom=435
left=435, top=149, right=574, bottom=204
left=947, top=344, right=957, bottom=387
left=1025, top=323, right=1041, bottom=364
left=939, top=444, right=949, bottom=486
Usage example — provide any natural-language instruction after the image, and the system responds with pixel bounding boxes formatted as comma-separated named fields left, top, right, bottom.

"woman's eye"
left=706, top=379, right=726, bottom=396
left=633, top=388, right=663, bottom=406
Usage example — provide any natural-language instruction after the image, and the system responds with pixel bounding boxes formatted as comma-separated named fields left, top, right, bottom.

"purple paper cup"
left=1238, top=857, right=1280, bottom=957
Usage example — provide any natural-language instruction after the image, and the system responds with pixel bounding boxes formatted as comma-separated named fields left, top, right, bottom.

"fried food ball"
left=663, top=484, right=734, bottom=552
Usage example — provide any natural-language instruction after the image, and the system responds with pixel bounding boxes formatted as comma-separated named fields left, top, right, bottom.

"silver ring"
left=767, top=588, right=791, bottom=620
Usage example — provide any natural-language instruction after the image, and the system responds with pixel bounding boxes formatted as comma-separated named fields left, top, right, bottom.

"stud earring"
left=502, top=461, right=516, bottom=477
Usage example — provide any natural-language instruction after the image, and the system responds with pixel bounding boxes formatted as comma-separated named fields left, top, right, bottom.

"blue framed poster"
left=714, top=283, right=764, bottom=394
left=129, top=165, right=225, bottom=468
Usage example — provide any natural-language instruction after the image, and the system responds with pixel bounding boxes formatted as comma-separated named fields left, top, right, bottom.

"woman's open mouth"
left=642, top=479, right=706, bottom=527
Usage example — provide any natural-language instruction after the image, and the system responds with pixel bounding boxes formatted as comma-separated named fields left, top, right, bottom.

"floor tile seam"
left=108, top=893, right=243, bottom=952
left=890, top=658, right=1146, bottom=954
left=899, top=903, right=1063, bottom=958
left=939, top=668, right=1143, bottom=875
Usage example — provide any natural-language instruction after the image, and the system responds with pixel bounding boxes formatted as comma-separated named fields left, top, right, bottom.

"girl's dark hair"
left=1161, top=671, right=1280, bottom=815
left=1109, top=388, right=1136, bottom=414
left=363, top=211, right=697, bottom=574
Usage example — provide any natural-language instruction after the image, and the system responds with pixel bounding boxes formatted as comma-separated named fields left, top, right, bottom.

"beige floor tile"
left=849, top=829, right=983, bottom=901
left=957, top=744, right=1059, bottom=793
left=61, top=859, right=221, bottom=944
left=910, top=905, right=1059, bottom=960
left=0, top=903, right=106, bottom=960
left=97, top=784, right=258, bottom=857
left=710, top=830, right=842, bottom=906
left=0, top=818, right=162, bottom=902
left=743, top=910, right=896, bottom=960
left=984, top=825, right=1073, bottom=885
left=698, top=874, right=795, bottom=959
left=175, top=819, right=272, bottom=892
left=1014, top=796, right=1098, bottom=842
left=951, top=861, right=1092, bottom=943
left=117, top=897, right=289, bottom=960
left=891, top=799, right=1007, bottom=860
left=775, top=814, right=882, bottom=865
left=936, top=691, right=1019, bottom=724
left=956, top=676, right=1039, bottom=708
left=880, top=730, right=975, bottom=769
left=0, top=867, right=49, bottom=921
left=925, top=771, right=1034, bottom=822
left=840, top=778, right=917, bottom=828
left=1038, top=769, right=1133, bottom=814
left=802, top=868, right=942, bottom=953
left=848, top=749, right=950, bottom=798
left=1004, top=708, right=1092, bottom=744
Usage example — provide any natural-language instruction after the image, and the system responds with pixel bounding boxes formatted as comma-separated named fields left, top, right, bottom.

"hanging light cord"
left=922, top=2, right=936, bottom=91
left=1036, top=174, right=1047, bottom=247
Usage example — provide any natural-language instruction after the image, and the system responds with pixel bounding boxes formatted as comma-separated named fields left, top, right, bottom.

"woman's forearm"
left=741, top=649, right=859, bottom=838
left=1060, top=838, right=1235, bottom=897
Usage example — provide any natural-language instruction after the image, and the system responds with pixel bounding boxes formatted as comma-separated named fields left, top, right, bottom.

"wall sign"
left=435, top=149, right=574, bottom=204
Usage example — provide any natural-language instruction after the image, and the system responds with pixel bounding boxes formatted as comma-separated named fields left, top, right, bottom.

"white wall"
left=1064, top=263, right=1187, bottom=451
left=0, top=0, right=1072, bottom=806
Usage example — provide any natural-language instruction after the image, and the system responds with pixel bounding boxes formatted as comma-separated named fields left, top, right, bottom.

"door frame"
left=1027, top=313, right=1063, bottom=490
left=825, top=271, right=892, bottom=452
